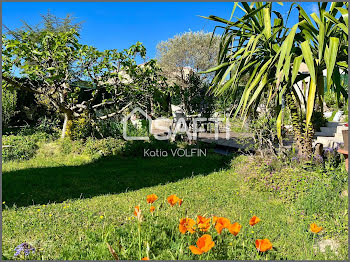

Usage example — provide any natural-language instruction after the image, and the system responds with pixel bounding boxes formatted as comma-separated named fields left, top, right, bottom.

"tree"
left=157, top=31, right=221, bottom=77
left=127, top=59, right=170, bottom=117
left=202, top=2, right=348, bottom=159
left=3, top=19, right=168, bottom=138
left=3, top=10, right=83, bottom=40
left=156, top=31, right=220, bottom=113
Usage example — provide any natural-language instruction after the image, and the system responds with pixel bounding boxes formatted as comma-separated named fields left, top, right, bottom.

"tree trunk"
left=286, top=92, right=314, bottom=160
left=295, top=130, right=313, bottom=160
left=61, top=111, right=73, bottom=139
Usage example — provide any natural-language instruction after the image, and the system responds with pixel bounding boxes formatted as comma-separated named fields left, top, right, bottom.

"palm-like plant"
left=202, top=2, right=348, bottom=159
left=296, top=2, right=348, bottom=116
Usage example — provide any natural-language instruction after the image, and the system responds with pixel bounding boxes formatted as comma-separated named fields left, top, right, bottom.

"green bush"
left=2, top=131, right=56, bottom=162
left=36, top=116, right=61, bottom=134
left=248, top=114, right=278, bottom=153
left=234, top=154, right=347, bottom=203
left=95, top=119, right=149, bottom=139
left=71, top=114, right=92, bottom=140
left=57, top=138, right=84, bottom=155
left=240, top=157, right=321, bottom=201
left=2, top=88, right=17, bottom=128
left=56, top=137, right=125, bottom=157
left=126, top=120, right=150, bottom=137
left=96, top=119, right=123, bottom=138
left=83, top=137, right=125, bottom=157
left=2, top=135, right=39, bottom=162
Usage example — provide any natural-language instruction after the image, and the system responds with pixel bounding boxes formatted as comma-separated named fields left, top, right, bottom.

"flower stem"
left=138, top=222, right=142, bottom=260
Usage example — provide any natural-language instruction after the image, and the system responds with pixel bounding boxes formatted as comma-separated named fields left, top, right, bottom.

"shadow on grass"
left=3, top=153, right=231, bottom=207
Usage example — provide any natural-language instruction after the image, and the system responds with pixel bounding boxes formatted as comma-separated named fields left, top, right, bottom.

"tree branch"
left=2, top=75, right=42, bottom=94
left=97, top=101, right=133, bottom=120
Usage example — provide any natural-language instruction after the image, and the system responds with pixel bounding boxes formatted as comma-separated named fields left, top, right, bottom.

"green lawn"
left=2, top=151, right=348, bottom=260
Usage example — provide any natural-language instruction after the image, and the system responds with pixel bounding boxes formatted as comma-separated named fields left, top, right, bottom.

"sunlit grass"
left=2, top=153, right=348, bottom=260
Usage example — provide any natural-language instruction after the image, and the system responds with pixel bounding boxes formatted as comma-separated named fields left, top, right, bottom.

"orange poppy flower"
left=255, top=239, right=273, bottom=252
left=150, top=206, right=155, bottom=212
left=134, top=206, right=140, bottom=216
left=134, top=206, right=142, bottom=222
left=179, top=218, right=196, bottom=234
left=229, top=222, right=242, bottom=236
left=214, top=217, right=231, bottom=234
left=146, top=194, right=158, bottom=204
left=310, top=223, right=322, bottom=233
left=141, top=257, right=149, bottom=260
left=189, top=234, right=215, bottom=255
left=167, top=194, right=181, bottom=206
left=249, top=216, right=261, bottom=226
left=197, top=215, right=211, bottom=232
left=212, top=216, right=219, bottom=224
left=179, top=198, right=183, bottom=206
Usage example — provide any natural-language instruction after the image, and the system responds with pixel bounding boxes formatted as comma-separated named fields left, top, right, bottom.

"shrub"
left=248, top=114, right=278, bottom=156
left=57, top=138, right=84, bottom=155
left=312, top=111, right=327, bottom=132
left=36, top=116, right=60, bottom=134
left=95, top=119, right=123, bottom=138
left=95, top=118, right=149, bottom=139
left=2, top=131, right=56, bottom=162
left=83, top=137, right=125, bottom=157
left=56, top=137, right=125, bottom=158
left=2, top=135, right=39, bottom=162
left=71, top=113, right=92, bottom=140
left=126, top=120, right=150, bottom=137
left=233, top=154, right=347, bottom=203
left=2, top=88, right=17, bottom=128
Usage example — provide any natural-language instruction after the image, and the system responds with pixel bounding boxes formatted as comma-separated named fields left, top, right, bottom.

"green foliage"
left=83, top=137, right=125, bottom=157
left=94, top=115, right=150, bottom=139
left=311, top=111, right=328, bottom=132
left=57, top=137, right=85, bottom=155
left=238, top=152, right=347, bottom=203
left=241, top=157, right=322, bottom=202
left=2, top=136, right=38, bottom=162
left=156, top=30, right=221, bottom=79
left=4, top=28, right=80, bottom=85
left=324, top=89, right=347, bottom=112
left=1, top=132, right=54, bottom=162
left=95, top=118, right=124, bottom=138
left=71, top=114, right=92, bottom=140
left=56, top=137, right=125, bottom=157
left=1, top=88, right=17, bottom=127
left=248, top=113, right=278, bottom=154
left=36, top=116, right=61, bottom=134
left=3, top=14, right=169, bottom=137
left=184, top=73, right=215, bottom=115
left=157, top=31, right=221, bottom=114
left=229, top=118, right=248, bottom=133
left=203, top=2, right=348, bottom=156
left=4, top=11, right=82, bottom=40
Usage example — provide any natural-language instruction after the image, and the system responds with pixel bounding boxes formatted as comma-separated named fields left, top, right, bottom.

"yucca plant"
left=296, top=2, right=348, bottom=115
left=202, top=2, right=348, bottom=159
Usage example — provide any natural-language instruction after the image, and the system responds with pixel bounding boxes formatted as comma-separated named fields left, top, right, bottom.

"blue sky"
left=3, top=2, right=317, bottom=60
